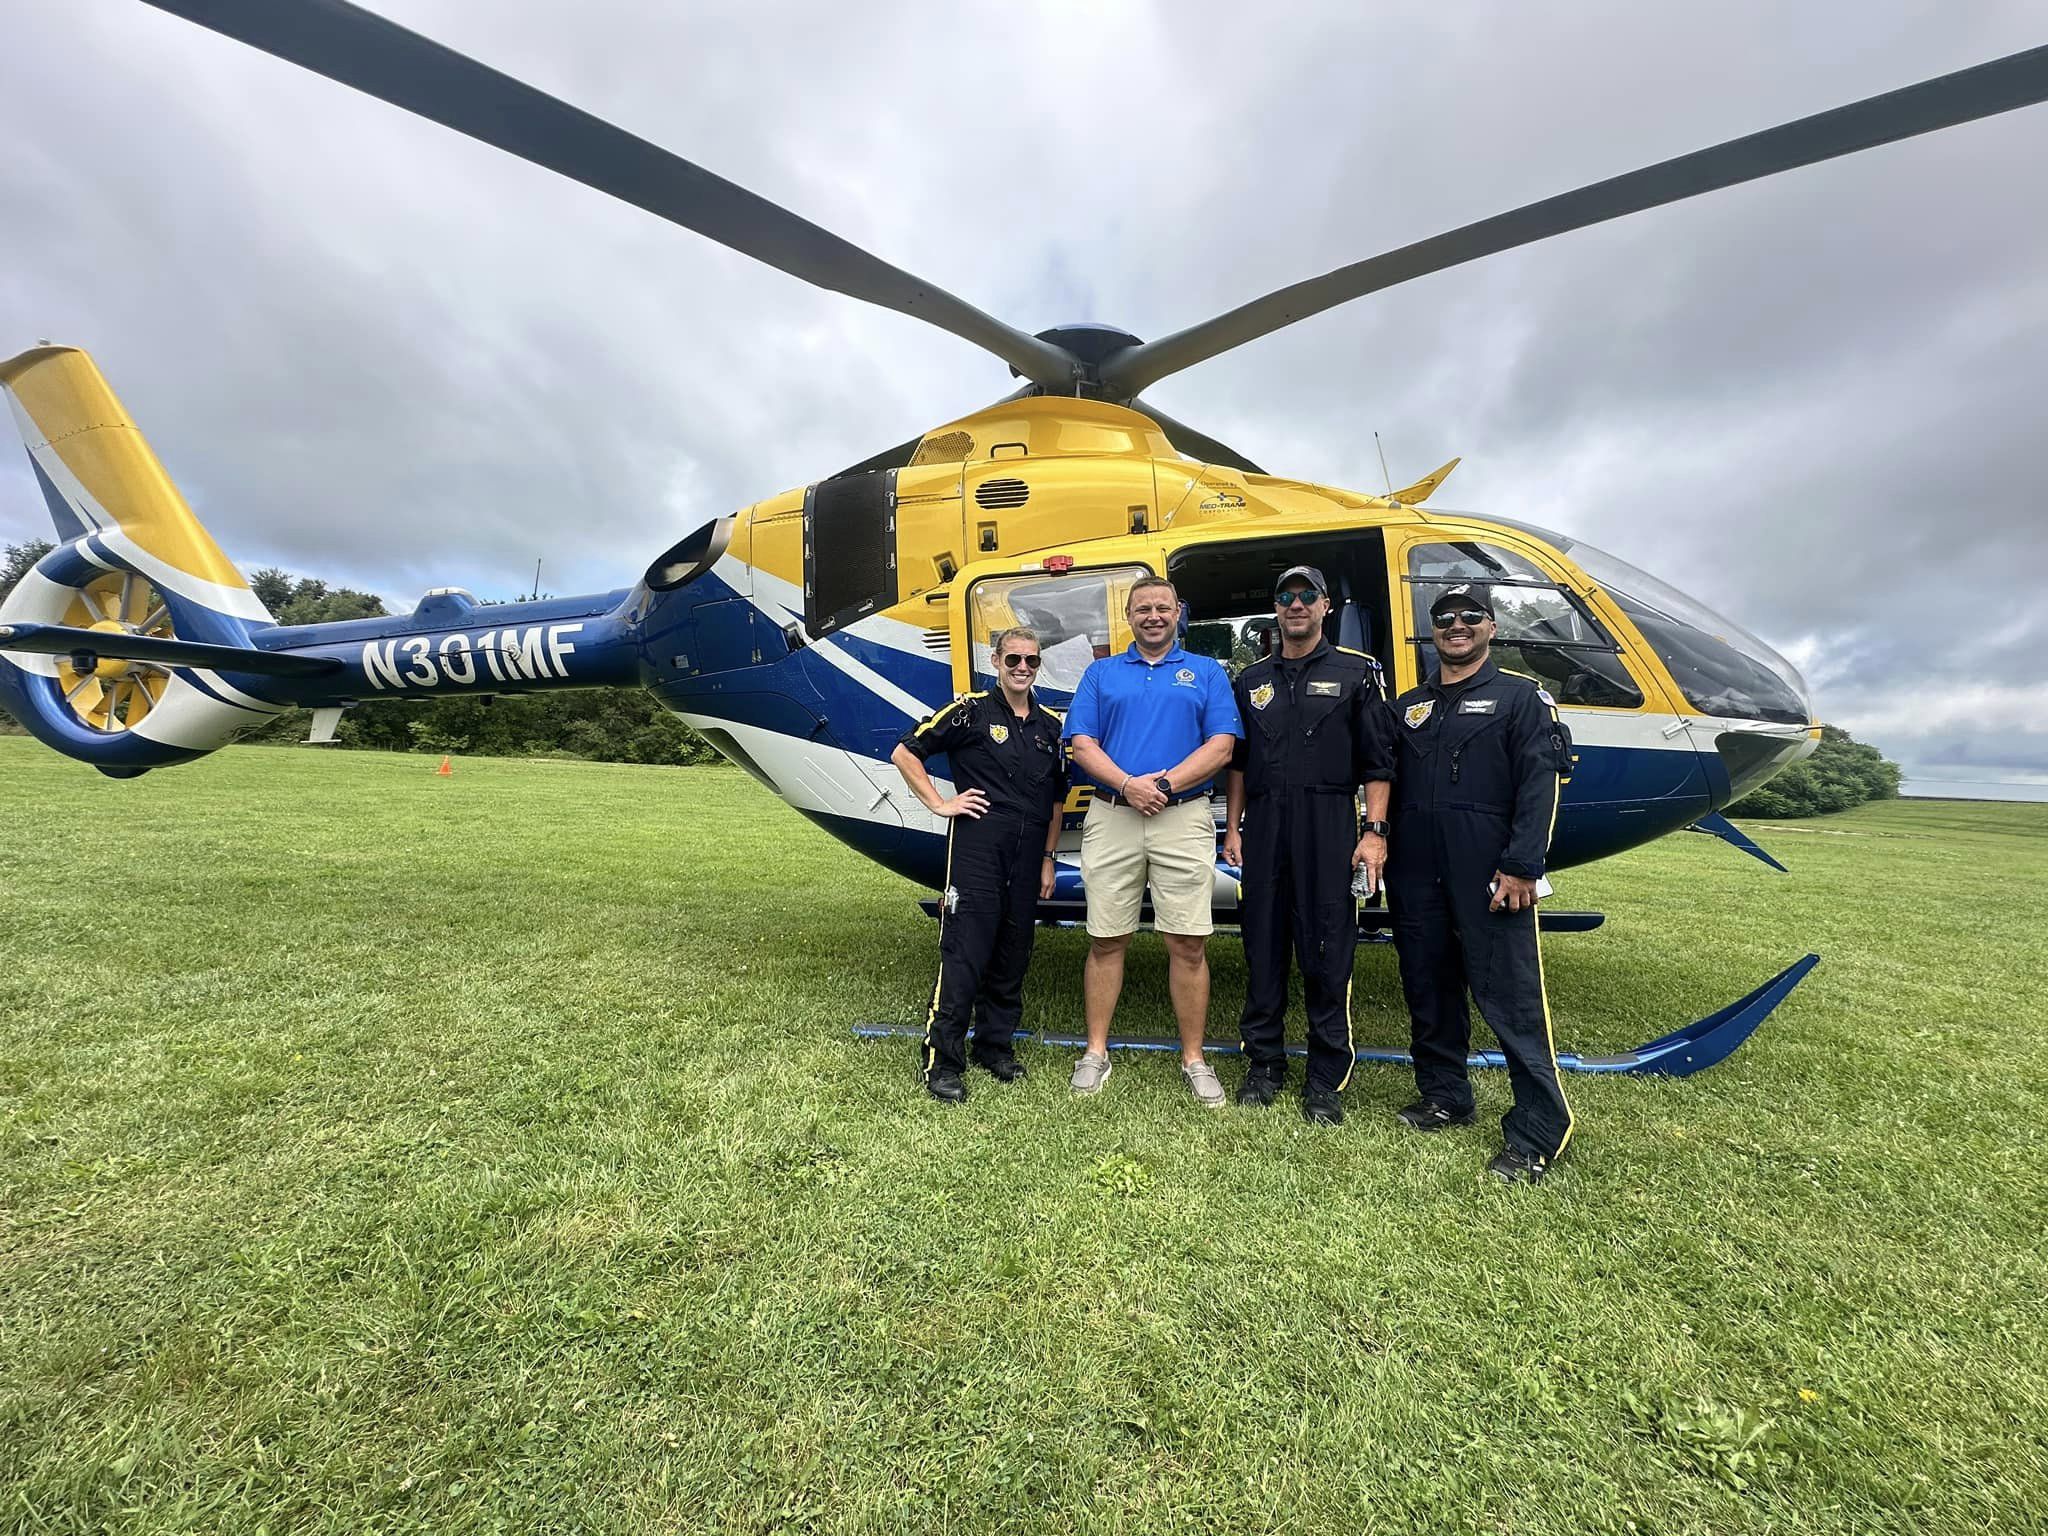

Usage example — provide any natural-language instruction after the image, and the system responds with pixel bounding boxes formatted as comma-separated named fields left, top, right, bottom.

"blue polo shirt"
left=1063, top=643, right=1242, bottom=791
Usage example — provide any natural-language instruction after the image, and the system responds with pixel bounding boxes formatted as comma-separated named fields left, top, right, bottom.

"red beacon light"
left=1044, top=555, right=1075, bottom=574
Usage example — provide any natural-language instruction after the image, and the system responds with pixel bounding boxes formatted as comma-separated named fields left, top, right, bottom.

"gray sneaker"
left=1181, top=1059, right=1226, bottom=1109
left=1070, top=1051, right=1113, bottom=1095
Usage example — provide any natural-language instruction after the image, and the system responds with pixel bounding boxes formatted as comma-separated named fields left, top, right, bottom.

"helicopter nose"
left=1712, top=723, right=1818, bottom=804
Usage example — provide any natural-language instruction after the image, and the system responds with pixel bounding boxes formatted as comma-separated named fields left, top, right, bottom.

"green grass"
left=2, top=739, right=2044, bottom=1534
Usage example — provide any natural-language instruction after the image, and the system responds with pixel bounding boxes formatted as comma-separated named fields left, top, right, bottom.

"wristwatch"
left=1042, top=851, right=1058, bottom=861
left=1361, top=819, right=1390, bottom=836
left=1157, top=776, right=1175, bottom=798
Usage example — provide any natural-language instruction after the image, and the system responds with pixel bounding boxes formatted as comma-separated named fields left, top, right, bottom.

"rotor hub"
left=1016, top=324, right=1143, bottom=395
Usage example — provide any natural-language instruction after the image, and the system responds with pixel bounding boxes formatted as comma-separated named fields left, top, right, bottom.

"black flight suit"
left=1231, top=642, right=1397, bottom=1094
left=899, top=690, right=1067, bottom=1078
left=1386, top=658, right=1577, bottom=1160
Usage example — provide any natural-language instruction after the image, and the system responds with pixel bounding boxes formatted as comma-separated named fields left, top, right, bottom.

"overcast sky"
left=4, top=1, right=2044, bottom=796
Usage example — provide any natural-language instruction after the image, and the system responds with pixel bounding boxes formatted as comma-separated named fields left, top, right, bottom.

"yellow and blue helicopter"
left=6, top=3, right=2045, bottom=1073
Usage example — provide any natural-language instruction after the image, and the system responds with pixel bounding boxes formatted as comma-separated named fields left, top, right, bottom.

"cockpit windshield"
left=1552, top=537, right=1812, bottom=726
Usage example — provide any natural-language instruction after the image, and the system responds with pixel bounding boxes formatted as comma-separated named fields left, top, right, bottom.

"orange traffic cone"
left=436, top=756, right=453, bottom=776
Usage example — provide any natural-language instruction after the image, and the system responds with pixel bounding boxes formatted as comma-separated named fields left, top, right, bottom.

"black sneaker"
left=925, top=1068, right=967, bottom=1104
left=1236, top=1065, right=1283, bottom=1107
left=1397, top=1098, right=1477, bottom=1133
left=974, top=1053, right=1027, bottom=1083
left=1301, top=1088, right=1345, bottom=1126
left=1487, top=1145, right=1550, bottom=1185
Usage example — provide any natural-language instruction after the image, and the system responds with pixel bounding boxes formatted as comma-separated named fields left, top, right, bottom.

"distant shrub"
left=1730, top=724, right=1901, bottom=819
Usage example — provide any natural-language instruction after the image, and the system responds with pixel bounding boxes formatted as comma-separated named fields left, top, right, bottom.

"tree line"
left=3, top=542, right=1901, bottom=813
left=1725, top=724, right=1901, bottom=818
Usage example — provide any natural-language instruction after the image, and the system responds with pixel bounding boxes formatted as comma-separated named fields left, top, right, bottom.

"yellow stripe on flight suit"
left=921, top=820, right=959, bottom=1080
left=912, top=693, right=983, bottom=738
left=1334, top=783, right=1361, bottom=1094
left=1531, top=689, right=1573, bottom=1158
left=914, top=694, right=982, bottom=1078
left=1331, top=657, right=1381, bottom=1092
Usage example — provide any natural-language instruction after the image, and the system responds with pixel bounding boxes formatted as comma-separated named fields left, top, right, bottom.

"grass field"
left=2, top=739, right=2045, bottom=1534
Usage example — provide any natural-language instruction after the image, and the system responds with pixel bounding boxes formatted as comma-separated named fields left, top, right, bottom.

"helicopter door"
left=802, top=469, right=897, bottom=638
left=1389, top=528, right=1705, bottom=803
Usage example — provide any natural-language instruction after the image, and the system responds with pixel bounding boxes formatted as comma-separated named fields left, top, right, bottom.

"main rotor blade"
left=1129, top=398, right=1265, bottom=475
left=1101, top=45, right=2048, bottom=396
left=142, top=0, right=1081, bottom=389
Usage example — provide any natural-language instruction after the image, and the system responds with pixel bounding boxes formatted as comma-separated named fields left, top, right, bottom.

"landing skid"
left=918, top=899, right=1607, bottom=937
left=853, top=953, right=1818, bottom=1079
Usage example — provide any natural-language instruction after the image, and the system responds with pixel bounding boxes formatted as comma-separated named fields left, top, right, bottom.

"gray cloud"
left=3, top=0, right=2045, bottom=791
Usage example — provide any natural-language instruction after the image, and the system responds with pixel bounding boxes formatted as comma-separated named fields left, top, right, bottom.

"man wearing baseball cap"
left=1221, top=565, right=1395, bottom=1123
left=1385, top=583, right=1578, bottom=1183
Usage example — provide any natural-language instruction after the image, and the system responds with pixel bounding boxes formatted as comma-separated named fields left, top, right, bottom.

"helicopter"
left=5, top=3, right=2044, bottom=1072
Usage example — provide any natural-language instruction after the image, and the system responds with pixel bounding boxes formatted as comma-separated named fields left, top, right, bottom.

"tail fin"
left=1, top=344, right=283, bottom=776
left=2, top=346, right=268, bottom=627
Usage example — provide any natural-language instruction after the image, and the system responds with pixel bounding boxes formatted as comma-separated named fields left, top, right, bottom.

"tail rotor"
left=1, top=344, right=284, bottom=774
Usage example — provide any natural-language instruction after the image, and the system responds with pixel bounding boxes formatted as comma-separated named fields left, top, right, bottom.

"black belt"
left=1096, top=787, right=1212, bottom=809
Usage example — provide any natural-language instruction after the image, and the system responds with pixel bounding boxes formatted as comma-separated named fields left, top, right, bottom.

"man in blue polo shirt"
left=1063, top=575, right=1242, bottom=1106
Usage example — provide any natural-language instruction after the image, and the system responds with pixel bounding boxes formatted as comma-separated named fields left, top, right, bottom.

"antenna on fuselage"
left=1374, top=432, right=1393, bottom=495
left=531, top=559, right=543, bottom=602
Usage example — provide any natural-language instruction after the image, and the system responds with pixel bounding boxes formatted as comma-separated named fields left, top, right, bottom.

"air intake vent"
left=974, top=477, right=1030, bottom=510
left=922, top=628, right=949, bottom=654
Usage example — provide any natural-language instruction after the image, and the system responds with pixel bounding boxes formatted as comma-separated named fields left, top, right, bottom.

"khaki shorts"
left=1080, top=796, right=1218, bottom=937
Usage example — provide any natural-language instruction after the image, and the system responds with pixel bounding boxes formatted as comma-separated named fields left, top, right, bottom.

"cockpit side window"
left=1560, top=541, right=1811, bottom=725
left=1405, top=540, right=1645, bottom=709
left=966, top=565, right=1149, bottom=702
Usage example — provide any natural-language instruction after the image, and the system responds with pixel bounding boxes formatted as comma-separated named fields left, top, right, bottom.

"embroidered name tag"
left=1458, top=697, right=1498, bottom=714
left=1307, top=681, right=1341, bottom=696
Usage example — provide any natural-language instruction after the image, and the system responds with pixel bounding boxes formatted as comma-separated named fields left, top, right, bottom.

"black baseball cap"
left=1429, top=582, right=1495, bottom=618
left=1273, top=565, right=1326, bottom=597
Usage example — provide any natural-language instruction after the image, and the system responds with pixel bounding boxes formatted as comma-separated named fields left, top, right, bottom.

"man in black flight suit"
left=1222, top=566, right=1397, bottom=1124
left=891, top=626, right=1067, bottom=1103
left=1386, top=583, right=1577, bottom=1183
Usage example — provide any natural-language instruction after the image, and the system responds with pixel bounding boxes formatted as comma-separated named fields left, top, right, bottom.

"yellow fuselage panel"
left=908, top=396, right=1178, bottom=467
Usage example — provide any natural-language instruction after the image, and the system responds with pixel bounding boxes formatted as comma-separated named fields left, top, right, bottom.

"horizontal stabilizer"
left=0, top=621, right=340, bottom=678
left=1389, top=456, right=1460, bottom=503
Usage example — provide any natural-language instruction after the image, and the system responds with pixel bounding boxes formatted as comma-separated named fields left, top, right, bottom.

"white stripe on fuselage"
left=740, top=565, right=944, bottom=722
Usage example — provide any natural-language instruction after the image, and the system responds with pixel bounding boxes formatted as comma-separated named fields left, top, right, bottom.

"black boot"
left=1487, top=1144, right=1551, bottom=1185
left=1301, top=1088, right=1345, bottom=1126
left=974, top=1052, right=1027, bottom=1083
left=925, top=1068, right=967, bottom=1104
left=1397, top=1098, right=1477, bottom=1132
left=1236, top=1064, right=1284, bottom=1107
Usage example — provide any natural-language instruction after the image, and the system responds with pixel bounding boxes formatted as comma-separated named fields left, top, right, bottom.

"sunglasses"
left=1432, top=609, right=1490, bottom=629
left=1000, top=653, right=1042, bottom=670
left=1274, top=589, right=1323, bottom=608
